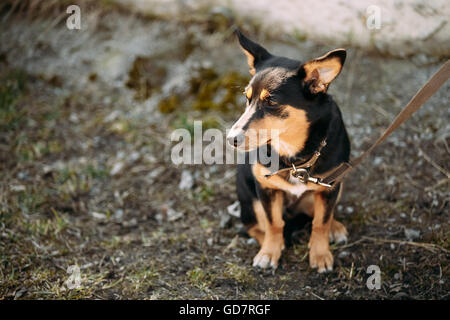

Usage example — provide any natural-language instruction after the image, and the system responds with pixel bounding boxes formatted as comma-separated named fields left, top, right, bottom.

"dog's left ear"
left=236, top=29, right=272, bottom=76
left=300, top=49, right=346, bottom=94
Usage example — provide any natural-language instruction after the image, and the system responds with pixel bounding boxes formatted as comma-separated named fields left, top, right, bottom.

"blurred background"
left=0, top=0, right=449, bottom=299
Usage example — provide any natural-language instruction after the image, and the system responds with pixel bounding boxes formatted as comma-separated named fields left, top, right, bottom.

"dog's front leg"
left=252, top=188, right=285, bottom=269
left=308, top=188, right=339, bottom=273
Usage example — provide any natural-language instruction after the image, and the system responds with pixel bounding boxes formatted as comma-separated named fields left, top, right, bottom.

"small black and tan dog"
left=227, top=30, right=351, bottom=273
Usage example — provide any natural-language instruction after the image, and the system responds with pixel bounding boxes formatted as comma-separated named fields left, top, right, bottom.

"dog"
left=227, top=30, right=351, bottom=273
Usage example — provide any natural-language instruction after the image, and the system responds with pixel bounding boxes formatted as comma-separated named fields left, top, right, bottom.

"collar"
left=264, top=138, right=332, bottom=188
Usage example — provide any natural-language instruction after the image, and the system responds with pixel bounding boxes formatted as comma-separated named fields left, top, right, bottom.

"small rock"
left=390, top=243, right=395, bottom=250
left=387, top=176, right=396, bottom=186
left=373, top=156, right=383, bottom=166
left=91, top=212, right=107, bottom=220
left=103, top=96, right=112, bottom=105
left=167, top=208, right=184, bottom=222
left=114, top=209, right=124, bottom=220
left=404, top=228, right=420, bottom=241
left=146, top=167, right=164, bottom=182
left=69, top=113, right=80, bottom=123
left=104, top=110, right=120, bottom=122
left=338, top=251, right=350, bottom=258
left=155, top=213, right=164, bottom=223
left=128, top=151, right=140, bottom=162
left=178, top=170, right=194, bottom=190
left=345, top=206, right=354, bottom=214
left=122, top=218, right=138, bottom=227
left=110, top=162, right=124, bottom=176
left=247, top=238, right=257, bottom=245
left=17, top=171, right=29, bottom=180
left=14, top=288, right=27, bottom=299
left=400, top=212, right=407, bottom=218
left=207, top=238, right=214, bottom=246
left=10, top=185, right=26, bottom=192
left=219, top=213, right=232, bottom=229
left=227, top=201, right=241, bottom=218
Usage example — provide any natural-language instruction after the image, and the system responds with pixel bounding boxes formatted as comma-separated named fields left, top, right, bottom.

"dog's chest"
left=284, top=174, right=312, bottom=205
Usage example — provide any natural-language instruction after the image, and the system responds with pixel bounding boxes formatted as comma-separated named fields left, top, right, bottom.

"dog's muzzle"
left=227, top=133, right=245, bottom=148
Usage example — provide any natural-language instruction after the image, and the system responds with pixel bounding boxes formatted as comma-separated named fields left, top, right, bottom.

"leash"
left=266, top=60, right=450, bottom=188
left=322, top=59, right=450, bottom=186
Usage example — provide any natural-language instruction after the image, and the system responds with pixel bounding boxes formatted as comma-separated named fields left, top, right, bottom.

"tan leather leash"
left=322, top=59, right=450, bottom=186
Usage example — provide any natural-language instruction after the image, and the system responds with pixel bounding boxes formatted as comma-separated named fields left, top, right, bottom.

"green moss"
left=187, top=266, right=211, bottom=291
left=190, top=68, right=248, bottom=113
left=0, top=69, right=27, bottom=131
left=224, top=263, right=255, bottom=285
left=195, top=185, right=215, bottom=202
left=181, top=32, right=197, bottom=59
left=126, top=56, right=167, bottom=101
left=17, top=190, right=46, bottom=214
left=158, top=67, right=247, bottom=117
left=125, top=266, right=160, bottom=291
left=158, top=95, right=180, bottom=114
left=85, top=164, right=109, bottom=180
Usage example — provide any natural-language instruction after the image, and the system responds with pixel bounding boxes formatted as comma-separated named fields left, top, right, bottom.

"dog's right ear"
left=236, top=29, right=271, bottom=76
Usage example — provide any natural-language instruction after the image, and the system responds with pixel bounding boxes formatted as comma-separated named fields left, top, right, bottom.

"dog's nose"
left=227, top=134, right=244, bottom=147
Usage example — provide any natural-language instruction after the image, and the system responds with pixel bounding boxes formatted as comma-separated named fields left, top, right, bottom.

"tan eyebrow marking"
left=246, top=86, right=253, bottom=100
left=260, top=89, right=270, bottom=100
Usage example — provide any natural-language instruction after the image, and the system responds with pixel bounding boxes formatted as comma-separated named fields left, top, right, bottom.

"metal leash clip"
left=291, top=164, right=332, bottom=188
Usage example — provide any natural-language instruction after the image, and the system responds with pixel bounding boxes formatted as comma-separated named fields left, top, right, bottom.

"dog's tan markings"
left=245, top=86, right=253, bottom=100
left=247, top=225, right=265, bottom=246
left=253, top=191, right=285, bottom=269
left=259, top=88, right=270, bottom=100
left=308, top=193, right=333, bottom=272
left=252, top=200, right=266, bottom=232
left=289, top=192, right=348, bottom=244
left=329, top=218, right=348, bottom=244
left=242, top=49, right=256, bottom=75
left=246, top=200, right=266, bottom=246
left=303, top=49, right=345, bottom=94
left=247, top=105, right=310, bottom=157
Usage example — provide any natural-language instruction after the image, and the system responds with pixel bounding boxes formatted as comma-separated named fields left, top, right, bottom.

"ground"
left=0, top=1, right=449, bottom=299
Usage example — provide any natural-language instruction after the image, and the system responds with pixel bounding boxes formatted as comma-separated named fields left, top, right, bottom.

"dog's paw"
left=309, top=241, right=333, bottom=273
left=329, top=220, right=348, bottom=244
left=252, top=242, right=284, bottom=269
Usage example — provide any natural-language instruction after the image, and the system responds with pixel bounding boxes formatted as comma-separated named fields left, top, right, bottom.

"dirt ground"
left=0, top=1, right=449, bottom=299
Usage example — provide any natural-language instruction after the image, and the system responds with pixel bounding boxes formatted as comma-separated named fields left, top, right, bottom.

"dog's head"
left=227, top=30, right=346, bottom=158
